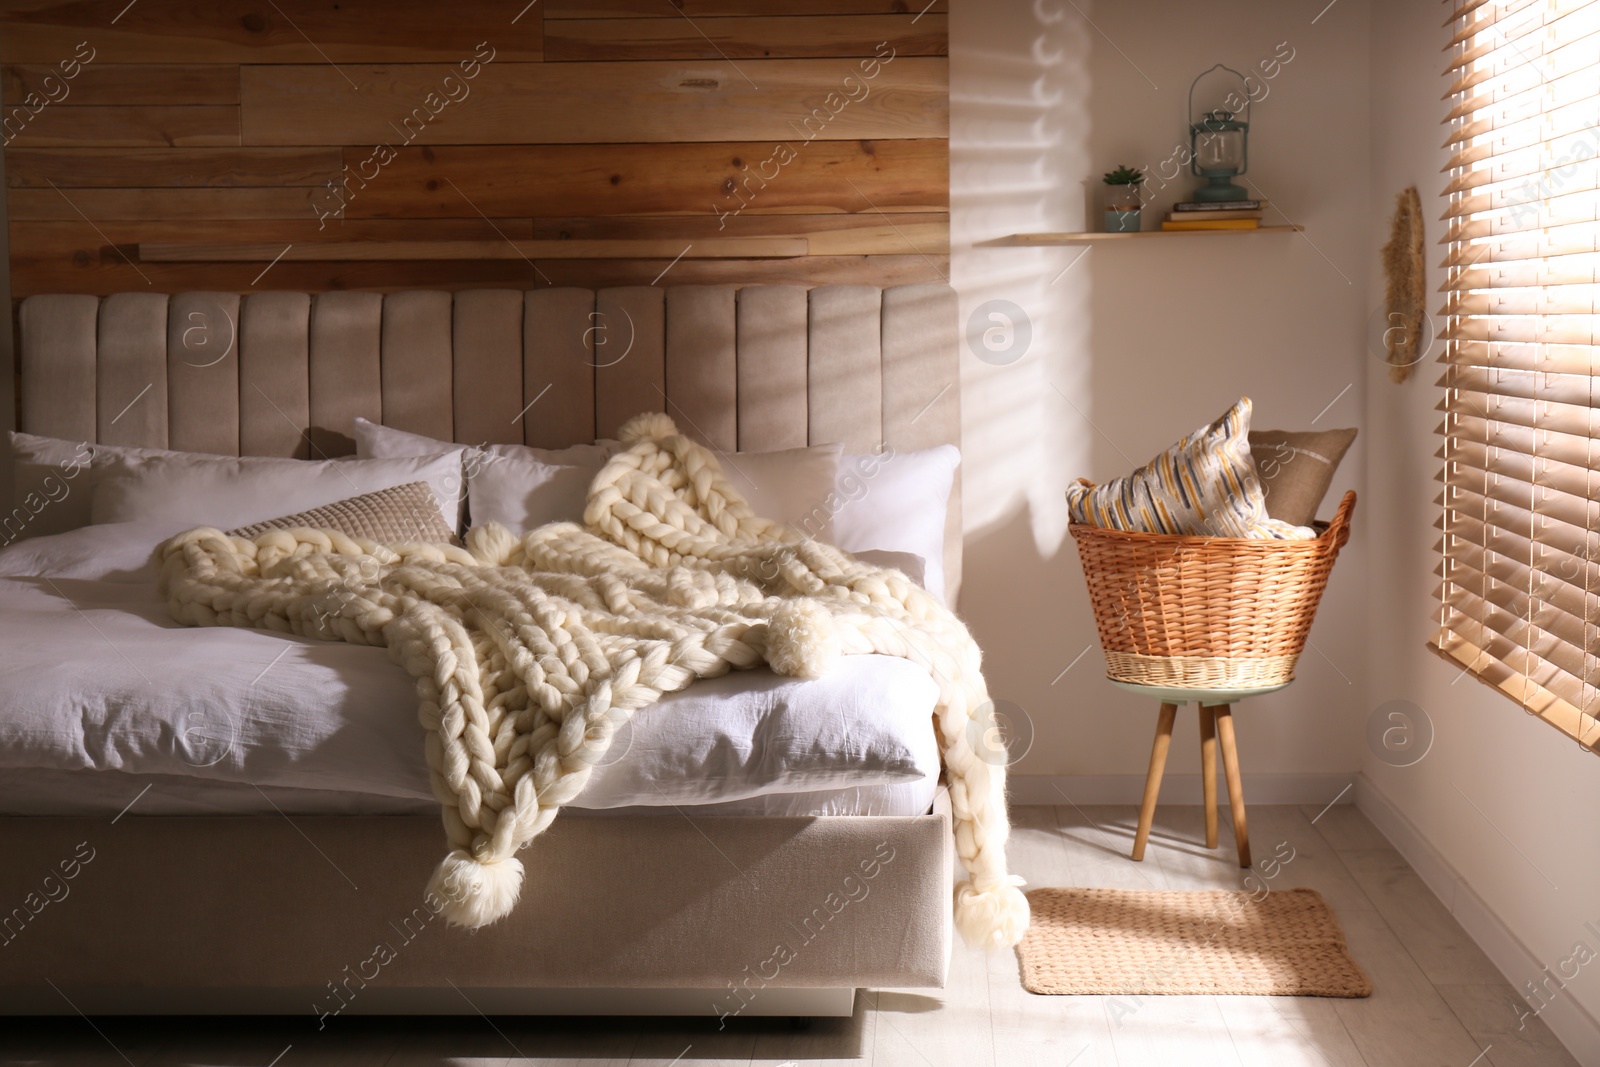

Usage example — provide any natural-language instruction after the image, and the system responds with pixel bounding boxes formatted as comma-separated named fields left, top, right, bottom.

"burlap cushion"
left=1250, top=428, right=1357, bottom=527
left=227, top=481, right=457, bottom=544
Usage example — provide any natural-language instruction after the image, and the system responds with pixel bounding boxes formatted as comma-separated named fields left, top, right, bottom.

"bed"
left=0, top=283, right=966, bottom=1018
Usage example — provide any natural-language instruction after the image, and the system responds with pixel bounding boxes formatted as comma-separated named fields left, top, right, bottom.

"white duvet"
left=0, top=523, right=943, bottom=815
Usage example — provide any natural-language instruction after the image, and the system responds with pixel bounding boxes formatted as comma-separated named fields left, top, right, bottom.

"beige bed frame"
left=0, top=283, right=962, bottom=1018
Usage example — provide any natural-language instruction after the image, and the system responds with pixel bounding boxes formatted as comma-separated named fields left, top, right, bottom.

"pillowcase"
left=227, top=482, right=458, bottom=544
left=1249, top=427, right=1357, bottom=527
left=1065, top=397, right=1314, bottom=540
left=7, top=431, right=162, bottom=540
left=90, top=450, right=467, bottom=533
left=466, top=441, right=846, bottom=540
left=352, top=417, right=615, bottom=468
left=467, top=453, right=597, bottom=533
left=719, top=443, right=844, bottom=539
left=355, top=417, right=844, bottom=540
left=852, top=548, right=928, bottom=590
left=830, top=445, right=960, bottom=605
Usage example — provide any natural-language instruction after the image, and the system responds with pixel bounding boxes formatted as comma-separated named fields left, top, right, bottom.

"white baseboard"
left=1007, top=772, right=1356, bottom=807
left=1356, top=774, right=1600, bottom=1066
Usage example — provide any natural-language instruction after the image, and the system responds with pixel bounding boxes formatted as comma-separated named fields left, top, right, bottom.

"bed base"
left=0, top=808, right=950, bottom=1018
left=2, top=985, right=857, bottom=1018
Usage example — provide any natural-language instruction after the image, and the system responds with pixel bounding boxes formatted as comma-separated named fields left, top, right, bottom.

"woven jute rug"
left=1017, top=887, right=1372, bottom=997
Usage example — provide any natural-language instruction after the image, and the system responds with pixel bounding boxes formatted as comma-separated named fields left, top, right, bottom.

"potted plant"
left=1102, top=165, right=1145, bottom=233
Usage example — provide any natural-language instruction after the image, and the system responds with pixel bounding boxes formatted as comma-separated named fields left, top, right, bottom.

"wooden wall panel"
left=346, top=141, right=947, bottom=219
left=544, top=16, right=945, bottom=61
left=8, top=187, right=328, bottom=220
left=8, top=254, right=947, bottom=297
left=6, top=105, right=239, bottom=147
left=0, top=3, right=543, bottom=63
left=240, top=60, right=947, bottom=146
left=3, top=64, right=239, bottom=106
left=545, top=1, right=918, bottom=15
left=3, top=1, right=948, bottom=298
left=6, top=148, right=340, bottom=187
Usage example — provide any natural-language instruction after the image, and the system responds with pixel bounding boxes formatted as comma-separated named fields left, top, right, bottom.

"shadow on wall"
left=952, top=0, right=1093, bottom=558
left=950, top=0, right=1107, bottom=774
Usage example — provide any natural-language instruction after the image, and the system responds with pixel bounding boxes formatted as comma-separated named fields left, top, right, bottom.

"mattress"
left=0, top=522, right=943, bottom=818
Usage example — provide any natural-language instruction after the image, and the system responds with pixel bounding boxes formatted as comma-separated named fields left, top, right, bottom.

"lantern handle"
left=1188, top=63, right=1251, bottom=125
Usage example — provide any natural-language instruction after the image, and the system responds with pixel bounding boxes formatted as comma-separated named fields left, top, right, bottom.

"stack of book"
left=1161, top=200, right=1265, bottom=231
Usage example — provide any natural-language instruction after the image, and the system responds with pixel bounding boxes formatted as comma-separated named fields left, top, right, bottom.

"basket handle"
left=1322, top=490, right=1357, bottom=550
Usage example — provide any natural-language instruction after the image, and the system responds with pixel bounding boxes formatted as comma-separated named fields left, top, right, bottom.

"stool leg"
left=1132, top=703, right=1178, bottom=862
left=1213, top=704, right=1251, bottom=868
left=1198, top=705, right=1218, bottom=850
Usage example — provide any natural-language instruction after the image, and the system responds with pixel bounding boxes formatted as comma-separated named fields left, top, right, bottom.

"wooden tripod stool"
left=1115, top=682, right=1284, bottom=868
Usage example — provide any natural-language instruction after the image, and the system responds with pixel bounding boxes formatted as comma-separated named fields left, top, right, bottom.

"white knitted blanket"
left=157, top=413, right=1029, bottom=948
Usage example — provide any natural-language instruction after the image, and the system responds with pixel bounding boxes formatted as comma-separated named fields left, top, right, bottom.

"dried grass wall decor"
left=1380, top=186, right=1426, bottom=383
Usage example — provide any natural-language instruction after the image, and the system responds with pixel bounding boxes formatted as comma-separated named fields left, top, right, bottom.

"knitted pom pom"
left=766, top=598, right=841, bottom=679
left=428, top=850, right=524, bottom=929
left=954, top=878, right=1031, bottom=949
left=618, top=411, right=678, bottom=445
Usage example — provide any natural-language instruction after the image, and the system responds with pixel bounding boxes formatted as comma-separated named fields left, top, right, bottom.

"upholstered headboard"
left=17, top=283, right=963, bottom=599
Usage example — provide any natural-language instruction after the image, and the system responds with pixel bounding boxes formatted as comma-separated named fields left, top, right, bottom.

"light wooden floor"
left=2, top=804, right=1578, bottom=1067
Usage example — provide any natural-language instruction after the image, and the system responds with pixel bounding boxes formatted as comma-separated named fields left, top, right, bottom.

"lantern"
left=1188, top=65, right=1250, bottom=203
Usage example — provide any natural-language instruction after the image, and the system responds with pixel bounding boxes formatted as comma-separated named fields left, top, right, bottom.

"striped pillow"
left=228, top=481, right=458, bottom=544
left=1065, top=397, right=1314, bottom=540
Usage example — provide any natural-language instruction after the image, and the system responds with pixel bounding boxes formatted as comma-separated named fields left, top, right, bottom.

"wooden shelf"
left=138, top=237, right=811, bottom=262
left=981, top=225, right=1303, bottom=247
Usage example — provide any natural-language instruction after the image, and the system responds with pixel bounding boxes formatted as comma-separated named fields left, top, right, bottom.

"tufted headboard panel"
left=17, top=283, right=963, bottom=600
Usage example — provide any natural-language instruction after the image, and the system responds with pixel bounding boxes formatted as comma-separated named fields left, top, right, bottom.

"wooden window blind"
left=1433, top=0, right=1600, bottom=752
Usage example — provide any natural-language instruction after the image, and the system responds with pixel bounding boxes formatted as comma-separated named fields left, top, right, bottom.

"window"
left=1433, top=0, right=1600, bottom=752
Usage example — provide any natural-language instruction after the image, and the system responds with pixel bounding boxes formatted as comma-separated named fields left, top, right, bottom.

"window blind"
left=1433, top=0, right=1600, bottom=752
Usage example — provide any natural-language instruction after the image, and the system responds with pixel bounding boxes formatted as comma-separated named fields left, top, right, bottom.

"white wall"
left=950, top=0, right=1372, bottom=802
left=1363, top=0, right=1600, bottom=1056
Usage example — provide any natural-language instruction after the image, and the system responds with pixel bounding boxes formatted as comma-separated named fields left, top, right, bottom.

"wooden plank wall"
left=0, top=0, right=949, bottom=297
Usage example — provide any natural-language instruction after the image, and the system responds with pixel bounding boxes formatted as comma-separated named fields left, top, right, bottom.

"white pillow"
left=465, top=442, right=844, bottom=539
left=7, top=431, right=164, bottom=540
left=354, top=418, right=844, bottom=538
left=468, top=453, right=596, bottom=532
left=831, top=445, right=960, bottom=605
left=852, top=548, right=927, bottom=590
left=720, top=443, right=843, bottom=539
left=0, top=520, right=183, bottom=582
left=90, top=451, right=467, bottom=533
left=353, top=417, right=615, bottom=468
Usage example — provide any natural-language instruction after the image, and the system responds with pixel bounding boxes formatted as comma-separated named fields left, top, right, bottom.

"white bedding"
left=0, top=524, right=943, bottom=817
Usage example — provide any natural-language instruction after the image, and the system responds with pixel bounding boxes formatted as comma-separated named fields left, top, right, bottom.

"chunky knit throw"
left=157, top=413, right=1029, bottom=948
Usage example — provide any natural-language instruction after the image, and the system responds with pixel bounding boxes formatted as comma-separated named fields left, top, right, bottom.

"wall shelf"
left=981, top=225, right=1303, bottom=247
left=137, top=238, right=811, bottom=262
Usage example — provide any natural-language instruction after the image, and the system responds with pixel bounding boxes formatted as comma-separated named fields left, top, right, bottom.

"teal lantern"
left=1188, top=64, right=1250, bottom=202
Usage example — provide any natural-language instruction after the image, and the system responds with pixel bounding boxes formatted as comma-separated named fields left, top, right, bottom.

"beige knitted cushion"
left=227, top=482, right=457, bottom=544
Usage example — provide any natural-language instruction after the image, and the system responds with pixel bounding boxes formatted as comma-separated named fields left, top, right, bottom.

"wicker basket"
left=1069, top=492, right=1356, bottom=690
